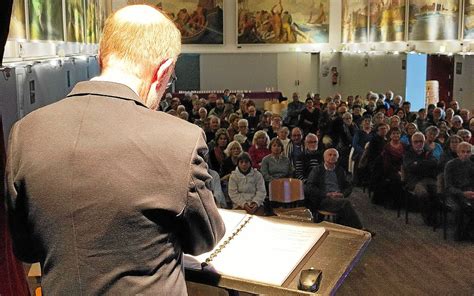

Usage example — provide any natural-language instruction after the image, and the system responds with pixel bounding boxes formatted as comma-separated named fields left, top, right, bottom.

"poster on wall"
left=369, top=0, right=405, bottom=42
left=342, top=0, right=368, bottom=43
left=464, top=0, right=474, bottom=39
left=85, top=0, right=99, bottom=43
left=66, top=0, right=85, bottom=42
left=408, top=0, right=459, bottom=41
left=127, top=0, right=224, bottom=44
left=237, top=0, right=330, bottom=44
left=97, top=0, right=110, bottom=36
left=8, top=0, right=26, bottom=40
left=28, top=0, right=64, bottom=41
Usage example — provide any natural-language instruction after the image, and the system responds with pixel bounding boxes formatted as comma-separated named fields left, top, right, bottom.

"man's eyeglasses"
left=166, top=73, right=177, bottom=88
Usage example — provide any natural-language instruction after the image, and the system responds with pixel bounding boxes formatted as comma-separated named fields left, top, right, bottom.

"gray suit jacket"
left=6, top=81, right=225, bottom=295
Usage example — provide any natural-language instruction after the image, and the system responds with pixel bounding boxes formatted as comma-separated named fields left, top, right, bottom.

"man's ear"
left=153, top=58, right=174, bottom=90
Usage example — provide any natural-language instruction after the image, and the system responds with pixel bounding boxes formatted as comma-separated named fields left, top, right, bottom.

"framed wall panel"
left=369, top=0, right=405, bottom=42
left=66, top=0, right=86, bottom=42
left=128, top=0, right=224, bottom=44
left=408, top=0, right=459, bottom=41
left=8, top=0, right=26, bottom=40
left=464, top=0, right=474, bottom=39
left=237, top=0, right=330, bottom=44
left=28, top=0, right=64, bottom=41
left=342, top=0, right=368, bottom=43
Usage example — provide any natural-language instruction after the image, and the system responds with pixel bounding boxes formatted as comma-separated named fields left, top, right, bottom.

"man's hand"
left=244, top=202, right=258, bottom=214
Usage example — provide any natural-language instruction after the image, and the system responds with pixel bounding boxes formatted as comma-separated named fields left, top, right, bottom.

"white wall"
left=453, top=55, right=474, bottom=111
left=198, top=52, right=319, bottom=98
left=200, top=53, right=278, bottom=92
left=338, top=53, right=406, bottom=99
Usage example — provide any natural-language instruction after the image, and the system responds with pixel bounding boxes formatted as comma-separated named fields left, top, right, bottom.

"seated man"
left=228, top=153, right=266, bottom=215
left=304, top=148, right=364, bottom=229
left=294, top=133, right=323, bottom=181
left=402, top=132, right=438, bottom=225
left=444, top=142, right=474, bottom=240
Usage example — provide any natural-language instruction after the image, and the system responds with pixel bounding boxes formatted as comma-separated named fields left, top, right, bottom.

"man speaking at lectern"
left=6, top=5, right=225, bottom=295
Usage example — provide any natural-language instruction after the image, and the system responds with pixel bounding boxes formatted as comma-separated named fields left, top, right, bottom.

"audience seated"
left=402, top=132, right=439, bottom=226
left=277, top=126, right=290, bottom=152
left=248, top=130, right=271, bottom=169
left=228, top=153, right=266, bottom=215
left=208, top=129, right=229, bottom=172
left=209, top=169, right=228, bottom=209
left=285, top=92, right=305, bottom=128
left=401, top=122, right=418, bottom=145
left=205, top=115, right=221, bottom=143
left=226, top=113, right=241, bottom=140
left=260, top=138, right=293, bottom=185
left=294, top=133, right=323, bottom=181
left=379, top=127, right=406, bottom=207
left=285, top=127, right=305, bottom=167
left=366, top=123, right=389, bottom=202
left=221, top=140, right=243, bottom=179
left=267, top=114, right=283, bottom=140
left=329, top=111, right=357, bottom=171
left=234, top=119, right=251, bottom=151
left=352, top=117, right=373, bottom=182
left=424, top=126, right=443, bottom=161
left=298, top=98, right=320, bottom=135
left=304, top=148, right=363, bottom=229
left=166, top=88, right=473, bottom=238
left=444, top=142, right=474, bottom=240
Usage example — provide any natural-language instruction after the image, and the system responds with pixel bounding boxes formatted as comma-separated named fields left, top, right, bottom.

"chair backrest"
left=269, top=178, right=304, bottom=203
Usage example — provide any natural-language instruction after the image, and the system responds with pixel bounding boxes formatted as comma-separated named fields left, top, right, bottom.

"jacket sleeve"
left=228, top=172, right=246, bottom=208
left=260, top=156, right=271, bottom=182
left=6, top=122, right=42, bottom=263
left=179, top=132, right=225, bottom=256
left=253, top=170, right=267, bottom=206
left=304, top=166, right=325, bottom=210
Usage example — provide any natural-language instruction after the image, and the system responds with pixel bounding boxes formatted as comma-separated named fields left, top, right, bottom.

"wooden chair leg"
left=443, top=204, right=448, bottom=240
left=405, top=190, right=409, bottom=224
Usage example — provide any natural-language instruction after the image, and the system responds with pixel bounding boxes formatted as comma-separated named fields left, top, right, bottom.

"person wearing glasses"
left=234, top=118, right=251, bottom=151
left=294, top=133, right=323, bottom=181
left=402, top=132, right=439, bottom=226
left=5, top=5, right=225, bottom=295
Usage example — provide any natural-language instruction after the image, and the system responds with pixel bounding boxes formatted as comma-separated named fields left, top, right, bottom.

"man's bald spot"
left=114, top=5, right=168, bottom=24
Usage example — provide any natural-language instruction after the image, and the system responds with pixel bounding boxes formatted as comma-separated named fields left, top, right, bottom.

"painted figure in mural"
left=271, top=0, right=283, bottom=40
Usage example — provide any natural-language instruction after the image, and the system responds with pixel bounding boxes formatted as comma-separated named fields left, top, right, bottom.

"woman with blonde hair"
left=221, top=140, right=243, bottom=180
left=248, top=130, right=270, bottom=169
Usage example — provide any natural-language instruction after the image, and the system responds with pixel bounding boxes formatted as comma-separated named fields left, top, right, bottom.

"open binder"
left=184, top=209, right=327, bottom=287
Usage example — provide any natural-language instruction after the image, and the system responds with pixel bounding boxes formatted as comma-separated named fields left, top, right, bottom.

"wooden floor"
left=337, top=187, right=474, bottom=296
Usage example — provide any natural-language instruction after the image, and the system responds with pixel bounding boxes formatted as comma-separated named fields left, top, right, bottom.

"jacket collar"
left=67, top=81, right=148, bottom=108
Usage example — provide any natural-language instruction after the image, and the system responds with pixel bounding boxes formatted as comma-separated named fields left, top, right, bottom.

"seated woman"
left=260, top=138, right=293, bottom=185
left=221, top=140, right=243, bottom=180
left=352, top=116, right=373, bottom=184
left=228, top=153, right=266, bottom=215
left=439, top=135, right=462, bottom=170
left=208, top=129, right=229, bottom=172
left=248, top=130, right=271, bottom=169
left=400, top=122, right=418, bottom=146
left=424, top=126, right=443, bottom=161
left=378, top=127, right=406, bottom=207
